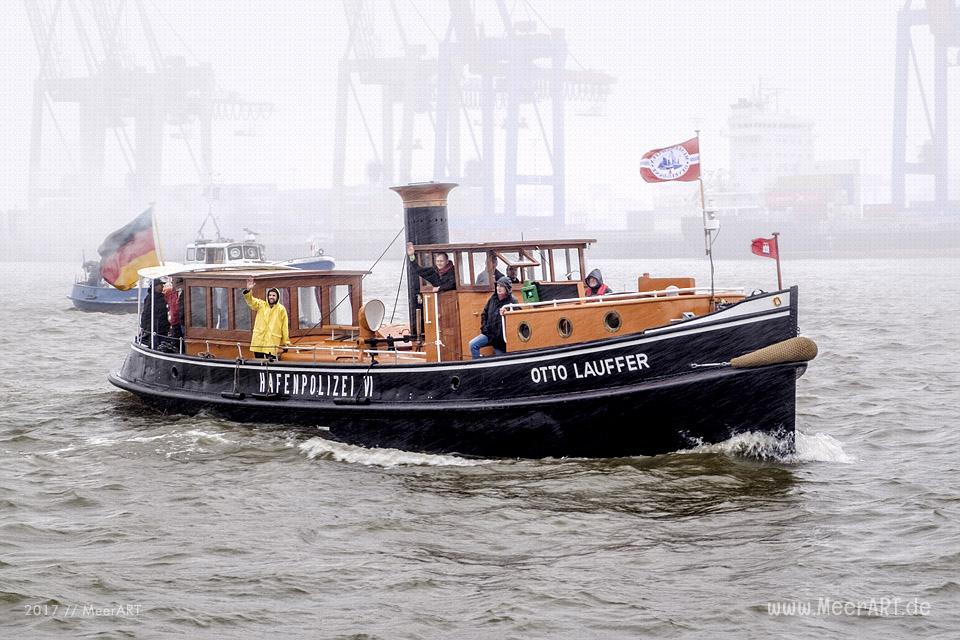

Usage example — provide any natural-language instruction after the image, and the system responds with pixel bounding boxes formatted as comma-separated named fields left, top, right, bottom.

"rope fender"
left=730, top=336, right=818, bottom=369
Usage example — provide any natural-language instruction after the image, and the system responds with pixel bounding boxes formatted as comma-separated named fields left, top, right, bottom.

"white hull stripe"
left=126, top=309, right=790, bottom=375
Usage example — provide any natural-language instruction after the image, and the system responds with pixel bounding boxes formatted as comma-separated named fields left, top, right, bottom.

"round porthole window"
left=604, top=311, right=622, bottom=332
left=517, top=321, right=532, bottom=342
left=229, top=247, right=242, bottom=259
left=557, top=317, right=573, bottom=338
left=517, top=320, right=533, bottom=342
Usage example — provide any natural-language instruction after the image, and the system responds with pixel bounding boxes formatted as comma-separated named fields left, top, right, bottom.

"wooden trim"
left=412, top=239, right=595, bottom=251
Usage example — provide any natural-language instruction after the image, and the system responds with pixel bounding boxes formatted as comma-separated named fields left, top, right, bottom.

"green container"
left=520, top=281, right=539, bottom=303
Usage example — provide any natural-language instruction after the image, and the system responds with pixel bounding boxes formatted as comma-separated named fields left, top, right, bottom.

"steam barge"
left=108, top=183, right=816, bottom=458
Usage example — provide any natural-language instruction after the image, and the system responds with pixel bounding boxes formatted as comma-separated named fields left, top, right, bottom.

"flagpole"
left=149, top=203, right=164, bottom=265
left=695, top=130, right=716, bottom=301
left=773, top=231, right=783, bottom=290
left=696, top=130, right=708, bottom=254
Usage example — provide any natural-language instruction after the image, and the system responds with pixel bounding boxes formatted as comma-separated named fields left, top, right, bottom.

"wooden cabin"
left=408, top=240, right=746, bottom=361
left=167, top=241, right=745, bottom=365
left=175, top=268, right=419, bottom=364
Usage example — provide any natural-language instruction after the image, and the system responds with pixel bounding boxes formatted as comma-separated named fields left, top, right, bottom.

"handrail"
left=501, top=286, right=746, bottom=313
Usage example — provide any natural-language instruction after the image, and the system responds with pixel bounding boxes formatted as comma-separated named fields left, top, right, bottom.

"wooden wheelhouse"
left=408, top=240, right=747, bottom=362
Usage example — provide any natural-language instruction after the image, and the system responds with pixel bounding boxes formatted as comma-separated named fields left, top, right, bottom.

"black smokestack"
left=390, top=182, right=457, bottom=336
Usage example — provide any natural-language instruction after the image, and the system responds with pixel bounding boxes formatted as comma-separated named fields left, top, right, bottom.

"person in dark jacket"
left=139, top=279, right=170, bottom=348
left=475, top=250, right=504, bottom=286
left=407, top=242, right=456, bottom=292
left=584, top=268, right=612, bottom=296
left=469, top=277, right=518, bottom=358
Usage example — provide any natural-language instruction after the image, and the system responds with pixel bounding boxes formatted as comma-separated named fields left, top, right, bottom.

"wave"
left=686, top=430, right=855, bottom=464
left=298, top=436, right=490, bottom=468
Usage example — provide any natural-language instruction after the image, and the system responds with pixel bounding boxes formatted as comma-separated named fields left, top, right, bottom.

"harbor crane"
left=892, top=0, right=958, bottom=212
left=24, top=0, right=274, bottom=209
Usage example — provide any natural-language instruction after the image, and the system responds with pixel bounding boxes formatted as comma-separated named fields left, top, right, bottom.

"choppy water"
left=2, top=257, right=958, bottom=639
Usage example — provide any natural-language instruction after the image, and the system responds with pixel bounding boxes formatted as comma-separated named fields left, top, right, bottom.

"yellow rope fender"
left=730, top=336, right=818, bottom=369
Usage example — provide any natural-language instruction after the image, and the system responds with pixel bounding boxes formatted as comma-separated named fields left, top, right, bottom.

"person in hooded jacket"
left=469, top=276, right=519, bottom=358
left=243, top=277, right=290, bottom=359
left=139, top=279, right=170, bottom=348
left=584, top=268, right=613, bottom=296
left=406, top=242, right=456, bottom=292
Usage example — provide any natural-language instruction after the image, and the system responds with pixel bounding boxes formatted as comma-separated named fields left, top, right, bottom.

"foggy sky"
left=0, top=0, right=943, bottom=213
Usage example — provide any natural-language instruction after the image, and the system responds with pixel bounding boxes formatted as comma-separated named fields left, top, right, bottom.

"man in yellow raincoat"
left=243, top=276, right=290, bottom=359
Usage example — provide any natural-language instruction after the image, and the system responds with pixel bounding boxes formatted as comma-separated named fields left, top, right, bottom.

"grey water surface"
left=1, top=257, right=958, bottom=639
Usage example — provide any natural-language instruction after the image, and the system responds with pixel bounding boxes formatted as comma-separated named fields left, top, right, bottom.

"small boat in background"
left=282, top=234, right=337, bottom=270
left=278, top=249, right=336, bottom=271
left=184, top=229, right=336, bottom=271
left=68, top=260, right=139, bottom=312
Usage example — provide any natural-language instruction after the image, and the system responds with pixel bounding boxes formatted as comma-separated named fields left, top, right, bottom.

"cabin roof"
left=177, top=268, right=370, bottom=281
left=412, top=239, right=595, bottom=251
left=138, top=263, right=367, bottom=280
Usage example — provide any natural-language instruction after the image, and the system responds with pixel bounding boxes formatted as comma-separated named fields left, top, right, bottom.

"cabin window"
left=470, top=252, right=485, bottom=285
left=206, top=248, right=225, bottom=264
left=557, top=317, right=573, bottom=338
left=297, top=286, right=323, bottom=328
left=234, top=289, right=252, bottom=330
left=279, top=288, right=291, bottom=311
left=498, top=249, right=541, bottom=282
left=212, top=287, right=229, bottom=329
left=604, top=311, right=622, bottom=333
left=328, top=285, right=354, bottom=326
left=517, top=321, right=532, bottom=342
left=189, top=287, right=208, bottom=327
left=228, top=245, right=243, bottom=261
left=456, top=251, right=472, bottom=286
left=187, top=248, right=196, bottom=262
left=245, top=245, right=260, bottom=260
left=195, top=247, right=206, bottom=262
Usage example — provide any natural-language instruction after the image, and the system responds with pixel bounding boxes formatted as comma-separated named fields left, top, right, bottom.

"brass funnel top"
left=390, top=182, right=458, bottom=208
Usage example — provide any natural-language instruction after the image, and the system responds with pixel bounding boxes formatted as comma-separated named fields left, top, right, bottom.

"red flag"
left=751, top=236, right=779, bottom=260
left=97, top=207, right=161, bottom=290
left=640, top=137, right=701, bottom=183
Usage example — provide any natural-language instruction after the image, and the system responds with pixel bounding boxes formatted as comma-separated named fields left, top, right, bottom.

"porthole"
left=450, top=376, right=461, bottom=391
left=171, top=366, right=179, bottom=379
left=603, top=311, right=622, bottom=333
left=557, top=317, right=573, bottom=338
left=517, top=321, right=532, bottom=342
left=229, top=247, right=242, bottom=259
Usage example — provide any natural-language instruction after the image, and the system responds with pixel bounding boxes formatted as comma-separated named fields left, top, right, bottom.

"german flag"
left=97, top=207, right=162, bottom=290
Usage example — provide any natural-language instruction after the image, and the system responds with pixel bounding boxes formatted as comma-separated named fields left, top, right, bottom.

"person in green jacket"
left=243, top=277, right=290, bottom=359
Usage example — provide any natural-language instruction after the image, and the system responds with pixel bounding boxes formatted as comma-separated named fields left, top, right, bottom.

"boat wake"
left=687, top=430, right=855, bottom=464
left=298, top=436, right=490, bottom=468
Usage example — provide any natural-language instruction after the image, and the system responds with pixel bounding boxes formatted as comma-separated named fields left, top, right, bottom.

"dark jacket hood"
left=585, top=268, right=604, bottom=286
left=496, top=276, right=513, bottom=293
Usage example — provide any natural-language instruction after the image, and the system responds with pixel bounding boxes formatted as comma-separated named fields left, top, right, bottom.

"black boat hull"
left=109, top=288, right=806, bottom=458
